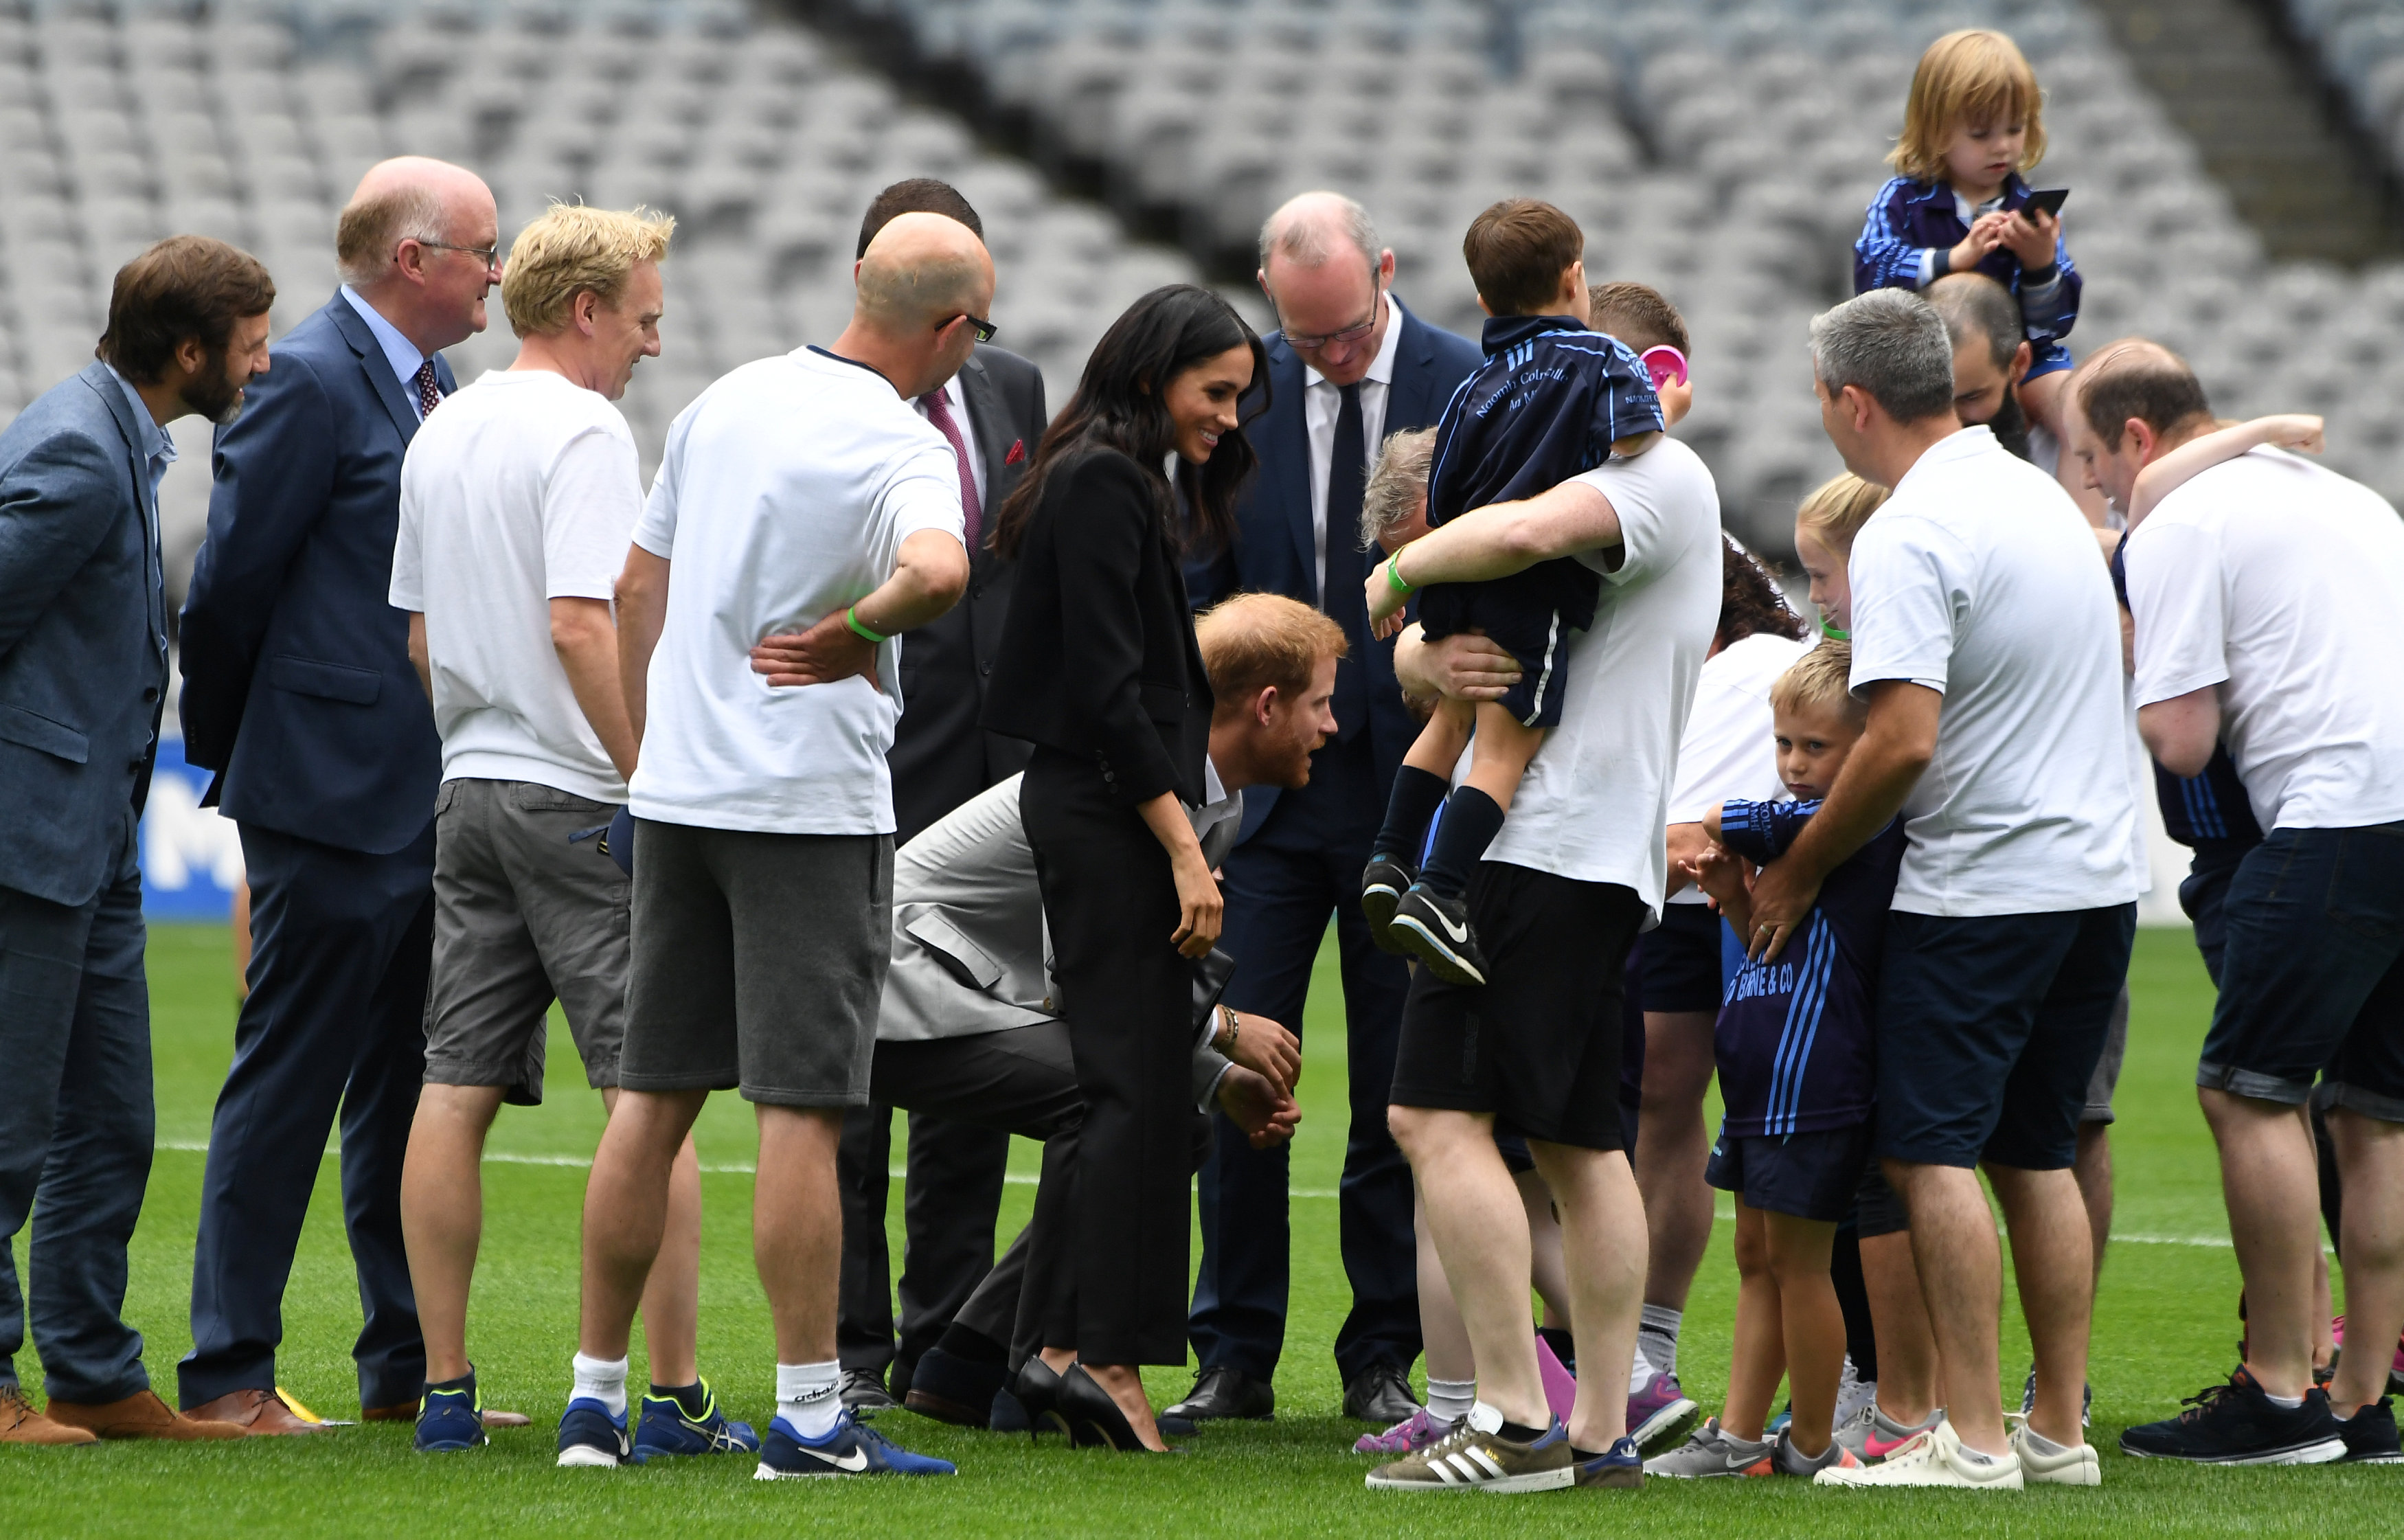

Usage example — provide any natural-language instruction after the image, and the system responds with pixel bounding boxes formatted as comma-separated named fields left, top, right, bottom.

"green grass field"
left=3, top=922, right=2385, bottom=1534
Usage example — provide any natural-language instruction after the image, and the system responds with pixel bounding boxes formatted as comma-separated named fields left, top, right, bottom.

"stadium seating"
left=0, top=0, right=1210, bottom=605
left=852, top=0, right=2404, bottom=550
left=2280, top=1, right=2404, bottom=167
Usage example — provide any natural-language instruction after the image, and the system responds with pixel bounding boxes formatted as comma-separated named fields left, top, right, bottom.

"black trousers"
left=1020, top=747, right=1194, bottom=1366
left=1190, top=729, right=1419, bottom=1385
left=179, top=822, right=433, bottom=1411
left=835, top=1105, right=1010, bottom=1383
left=852, top=1025, right=1087, bottom=1373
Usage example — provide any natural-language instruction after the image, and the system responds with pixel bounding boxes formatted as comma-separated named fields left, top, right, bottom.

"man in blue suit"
left=1178, top=192, right=1482, bottom=1424
left=177, top=158, right=503, bottom=1434
left=0, top=237, right=271, bottom=1445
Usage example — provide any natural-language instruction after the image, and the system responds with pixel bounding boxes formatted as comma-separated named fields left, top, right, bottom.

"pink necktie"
left=413, top=359, right=442, bottom=420
left=920, top=389, right=982, bottom=552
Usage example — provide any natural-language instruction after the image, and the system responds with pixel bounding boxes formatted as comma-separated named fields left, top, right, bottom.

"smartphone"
left=2023, top=187, right=2070, bottom=218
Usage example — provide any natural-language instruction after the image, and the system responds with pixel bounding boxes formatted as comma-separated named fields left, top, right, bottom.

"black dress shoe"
left=1163, top=1364, right=1274, bottom=1422
left=903, top=1346, right=1010, bottom=1427
left=1343, top=1363, right=1422, bottom=1424
left=839, top=1367, right=897, bottom=1416
left=1058, top=1364, right=1177, bottom=1453
left=1012, top=1358, right=1073, bottom=1440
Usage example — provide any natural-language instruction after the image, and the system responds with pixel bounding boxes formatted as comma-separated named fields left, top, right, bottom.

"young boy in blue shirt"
left=1645, top=642, right=1903, bottom=1480
left=1359, top=199, right=1665, bottom=986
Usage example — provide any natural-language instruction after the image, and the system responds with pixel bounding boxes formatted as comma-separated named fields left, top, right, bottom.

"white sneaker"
left=2010, top=1420, right=2101, bottom=1486
left=1814, top=1416, right=2024, bottom=1489
left=1833, top=1359, right=1876, bottom=1430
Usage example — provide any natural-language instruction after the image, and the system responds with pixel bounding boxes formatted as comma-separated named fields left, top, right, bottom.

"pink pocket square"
left=1004, top=438, right=1026, bottom=466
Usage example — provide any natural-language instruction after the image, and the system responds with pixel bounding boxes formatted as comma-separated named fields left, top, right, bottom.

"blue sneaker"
left=631, top=1380, right=760, bottom=1464
left=556, top=1396, right=630, bottom=1467
left=753, top=1407, right=957, bottom=1479
left=1574, top=1434, right=1646, bottom=1488
left=415, top=1381, right=486, bottom=1453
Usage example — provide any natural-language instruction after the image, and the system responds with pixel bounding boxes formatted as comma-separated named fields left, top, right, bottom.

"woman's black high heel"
left=1013, top=1357, right=1074, bottom=1441
left=1059, top=1363, right=1177, bottom=1453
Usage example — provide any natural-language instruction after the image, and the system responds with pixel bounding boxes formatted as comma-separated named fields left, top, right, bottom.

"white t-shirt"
left=2125, top=446, right=2404, bottom=831
left=1663, top=629, right=1813, bottom=903
left=1846, top=426, right=2139, bottom=916
left=629, top=346, right=965, bottom=835
left=389, top=369, right=642, bottom=803
left=1481, top=437, right=1723, bottom=917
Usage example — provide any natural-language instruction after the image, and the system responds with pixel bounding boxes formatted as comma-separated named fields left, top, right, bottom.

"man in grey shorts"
left=389, top=205, right=715, bottom=1454
left=565, top=213, right=984, bottom=1480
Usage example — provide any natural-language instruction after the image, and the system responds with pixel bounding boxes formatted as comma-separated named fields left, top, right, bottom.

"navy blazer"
left=179, top=293, right=452, bottom=855
left=1186, top=297, right=1481, bottom=839
left=0, top=362, right=170, bottom=906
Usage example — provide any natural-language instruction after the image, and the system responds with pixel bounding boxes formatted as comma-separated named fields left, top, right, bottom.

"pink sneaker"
left=1353, top=1406, right=1451, bottom=1456
left=1628, top=1370, right=1700, bottom=1453
left=2331, top=1315, right=2404, bottom=1393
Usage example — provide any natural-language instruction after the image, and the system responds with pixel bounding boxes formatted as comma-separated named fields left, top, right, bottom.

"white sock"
left=1637, top=1304, right=1681, bottom=1377
left=776, top=1361, right=843, bottom=1438
left=1426, top=1377, right=1476, bottom=1423
left=2264, top=1389, right=2305, bottom=1410
left=1627, top=1342, right=1655, bottom=1395
left=571, top=1353, right=628, bottom=1419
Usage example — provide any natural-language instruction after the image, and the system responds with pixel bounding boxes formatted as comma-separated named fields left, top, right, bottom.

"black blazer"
left=982, top=446, right=1212, bottom=807
left=889, top=343, right=1047, bottom=844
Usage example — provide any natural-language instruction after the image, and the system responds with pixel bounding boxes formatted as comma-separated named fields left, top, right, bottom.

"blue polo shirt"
left=1713, top=798, right=1905, bottom=1137
left=1854, top=171, right=2082, bottom=369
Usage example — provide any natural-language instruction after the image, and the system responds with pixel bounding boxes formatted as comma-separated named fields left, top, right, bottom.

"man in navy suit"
left=0, top=238, right=271, bottom=1445
left=1179, top=192, right=1482, bottom=1424
left=177, top=157, right=503, bottom=1433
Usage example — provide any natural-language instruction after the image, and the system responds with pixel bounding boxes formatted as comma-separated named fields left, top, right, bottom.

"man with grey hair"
left=1178, top=190, right=1479, bottom=1427
left=177, top=155, right=502, bottom=1434
left=1748, top=288, right=2139, bottom=1489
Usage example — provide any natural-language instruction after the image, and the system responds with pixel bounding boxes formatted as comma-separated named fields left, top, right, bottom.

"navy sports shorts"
left=2179, top=839, right=2254, bottom=986
left=1640, top=902, right=1728, bottom=1014
left=1850, top=1158, right=1910, bottom=1238
left=2199, top=823, right=2404, bottom=1122
left=1708, top=1124, right=1873, bottom=1223
left=1415, top=563, right=1592, bottom=730
left=1872, top=904, right=2135, bottom=1171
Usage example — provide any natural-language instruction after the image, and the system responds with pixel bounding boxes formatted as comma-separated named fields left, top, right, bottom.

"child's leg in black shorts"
left=1418, top=705, right=1544, bottom=900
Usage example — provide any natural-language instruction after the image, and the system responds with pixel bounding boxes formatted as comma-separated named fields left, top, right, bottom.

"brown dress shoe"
left=185, top=1388, right=329, bottom=1436
left=45, top=1388, right=246, bottom=1440
left=363, top=1397, right=530, bottom=1427
left=0, top=1385, right=98, bottom=1445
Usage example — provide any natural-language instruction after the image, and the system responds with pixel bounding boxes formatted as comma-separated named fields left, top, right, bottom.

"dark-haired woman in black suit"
left=982, top=284, right=1267, bottom=1452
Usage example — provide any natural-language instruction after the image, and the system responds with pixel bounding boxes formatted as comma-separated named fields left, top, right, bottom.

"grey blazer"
left=878, top=770, right=1245, bottom=1109
left=0, top=361, right=168, bottom=906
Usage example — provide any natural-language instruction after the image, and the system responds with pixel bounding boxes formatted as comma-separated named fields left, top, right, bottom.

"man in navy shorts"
left=1749, top=291, right=2137, bottom=1491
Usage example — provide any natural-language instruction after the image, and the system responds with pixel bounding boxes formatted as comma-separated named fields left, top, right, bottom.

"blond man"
left=387, top=205, right=740, bottom=1460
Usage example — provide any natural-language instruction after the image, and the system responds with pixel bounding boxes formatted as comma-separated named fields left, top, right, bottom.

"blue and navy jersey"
left=1712, top=799, right=1905, bottom=1137
left=1419, top=315, right=1664, bottom=633
left=2106, top=533, right=2264, bottom=850
left=1853, top=172, right=2081, bottom=362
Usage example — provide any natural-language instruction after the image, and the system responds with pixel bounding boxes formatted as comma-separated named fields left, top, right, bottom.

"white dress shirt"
left=340, top=284, right=435, bottom=419
left=1302, top=292, right=1406, bottom=600
left=913, top=372, right=987, bottom=510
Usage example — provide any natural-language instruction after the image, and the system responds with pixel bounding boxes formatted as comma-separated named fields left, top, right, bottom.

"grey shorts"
left=620, top=818, right=894, bottom=1107
left=425, top=778, right=630, bottom=1105
left=2080, top=985, right=2132, bottom=1125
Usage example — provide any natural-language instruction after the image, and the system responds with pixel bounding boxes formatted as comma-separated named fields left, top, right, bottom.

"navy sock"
left=1420, top=787, right=1506, bottom=899
left=652, top=1381, right=711, bottom=1419
left=1373, top=765, right=1450, bottom=865
left=934, top=1324, right=1008, bottom=1366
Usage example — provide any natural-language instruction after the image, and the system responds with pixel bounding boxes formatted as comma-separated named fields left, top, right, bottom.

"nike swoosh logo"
left=815, top=1447, right=870, bottom=1471
left=1429, top=907, right=1471, bottom=942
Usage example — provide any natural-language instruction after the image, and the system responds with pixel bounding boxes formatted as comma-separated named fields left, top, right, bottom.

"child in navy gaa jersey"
left=1655, top=642, right=1903, bottom=1477
left=1359, top=203, right=1667, bottom=986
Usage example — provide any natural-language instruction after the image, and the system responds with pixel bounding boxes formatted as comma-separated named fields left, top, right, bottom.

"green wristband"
left=846, top=606, right=889, bottom=644
left=1385, top=553, right=1415, bottom=596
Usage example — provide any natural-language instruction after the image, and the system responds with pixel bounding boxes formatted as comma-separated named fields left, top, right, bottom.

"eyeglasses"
left=1280, top=310, right=1378, bottom=352
left=415, top=240, right=502, bottom=271
left=946, top=313, right=999, bottom=343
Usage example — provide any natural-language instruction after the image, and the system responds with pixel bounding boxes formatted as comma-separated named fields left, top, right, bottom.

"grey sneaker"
left=2019, top=1366, right=2091, bottom=1427
left=1365, top=1406, right=1574, bottom=1492
left=1642, top=1418, right=1776, bottom=1478
left=1837, top=1400, right=1947, bottom=1462
left=1775, top=1431, right=1862, bottom=1477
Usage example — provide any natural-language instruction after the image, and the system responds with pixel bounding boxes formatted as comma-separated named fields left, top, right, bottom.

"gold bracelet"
left=1220, top=1004, right=1240, bottom=1050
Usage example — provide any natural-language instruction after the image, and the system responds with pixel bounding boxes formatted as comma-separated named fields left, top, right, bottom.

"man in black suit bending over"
left=824, top=179, right=1049, bottom=1417
left=1179, top=192, right=1482, bottom=1424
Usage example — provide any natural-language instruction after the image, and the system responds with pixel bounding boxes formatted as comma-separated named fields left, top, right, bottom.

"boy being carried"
left=1647, top=643, right=1904, bottom=1482
left=1360, top=203, right=1667, bottom=984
